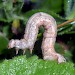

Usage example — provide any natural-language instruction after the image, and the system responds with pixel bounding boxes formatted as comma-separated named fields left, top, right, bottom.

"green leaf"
left=2, top=0, right=13, bottom=11
left=1, top=0, right=14, bottom=22
left=24, top=9, right=75, bottom=36
left=23, top=9, right=75, bottom=36
left=64, top=0, right=75, bottom=19
left=58, top=24, right=75, bottom=35
left=55, top=43, right=65, bottom=54
left=35, top=0, right=63, bottom=13
left=64, top=0, right=72, bottom=17
left=24, top=9, right=65, bottom=24
left=16, top=0, right=24, bottom=2
left=0, top=55, right=75, bottom=75
left=3, top=25, right=9, bottom=37
left=55, top=43, right=72, bottom=61
left=31, top=0, right=37, bottom=2
left=13, top=1, right=24, bottom=15
left=0, top=0, right=24, bottom=22
left=0, top=33, right=8, bottom=54
left=66, top=4, right=75, bottom=19
left=0, top=9, right=7, bottom=22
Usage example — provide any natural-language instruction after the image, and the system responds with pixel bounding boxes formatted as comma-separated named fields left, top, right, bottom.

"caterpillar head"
left=8, top=39, right=15, bottom=49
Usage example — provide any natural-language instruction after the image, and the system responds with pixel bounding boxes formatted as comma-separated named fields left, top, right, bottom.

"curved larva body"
left=8, top=12, right=66, bottom=63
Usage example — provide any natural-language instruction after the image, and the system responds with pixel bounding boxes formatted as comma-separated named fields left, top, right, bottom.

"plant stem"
left=57, top=18, right=75, bottom=28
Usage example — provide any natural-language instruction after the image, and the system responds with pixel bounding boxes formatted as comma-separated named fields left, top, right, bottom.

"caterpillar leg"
left=15, top=48, right=19, bottom=54
left=29, top=46, right=34, bottom=54
left=23, top=49, right=26, bottom=54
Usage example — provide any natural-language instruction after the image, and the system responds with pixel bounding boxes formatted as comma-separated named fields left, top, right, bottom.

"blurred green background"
left=0, top=0, right=75, bottom=74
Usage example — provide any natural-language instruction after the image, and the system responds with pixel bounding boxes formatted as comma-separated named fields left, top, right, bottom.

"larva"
left=8, top=12, right=66, bottom=63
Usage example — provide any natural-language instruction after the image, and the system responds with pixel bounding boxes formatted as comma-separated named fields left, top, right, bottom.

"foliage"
left=64, top=0, right=75, bottom=19
left=0, top=55, right=75, bottom=75
left=0, top=0, right=75, bottom=74
left=0, top=33, right=8, bottom=54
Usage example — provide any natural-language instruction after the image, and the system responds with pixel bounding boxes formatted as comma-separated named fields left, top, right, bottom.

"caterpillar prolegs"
left=8, top=12, right=66, bottom=63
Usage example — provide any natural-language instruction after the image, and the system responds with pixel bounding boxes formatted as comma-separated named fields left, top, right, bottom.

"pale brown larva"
left=8, top=12, right=66, bottom=63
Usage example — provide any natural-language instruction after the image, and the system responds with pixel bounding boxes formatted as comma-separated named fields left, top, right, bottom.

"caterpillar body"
left=8, top=12, right=66, bottom=63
